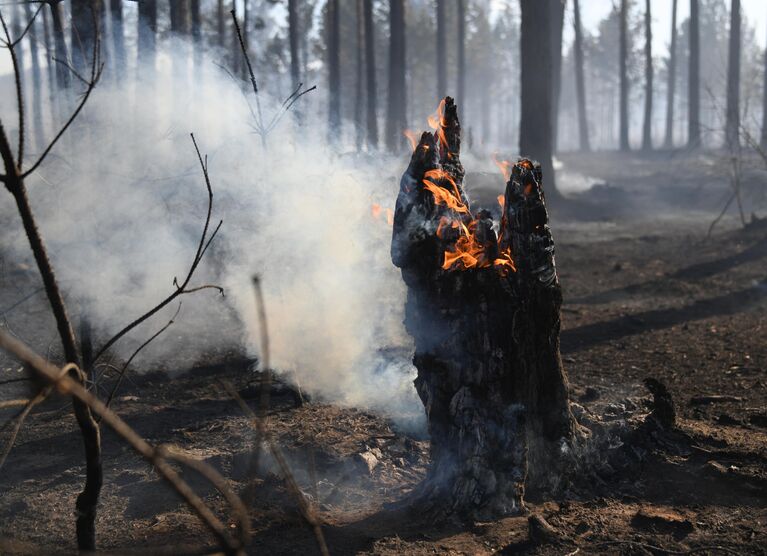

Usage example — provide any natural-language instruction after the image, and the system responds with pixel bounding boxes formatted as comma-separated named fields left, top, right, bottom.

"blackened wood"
left=392, top=98, right=576, bottom=520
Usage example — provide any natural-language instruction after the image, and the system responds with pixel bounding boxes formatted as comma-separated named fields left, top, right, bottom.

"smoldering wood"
left=391, top=98, right=577, bottom=520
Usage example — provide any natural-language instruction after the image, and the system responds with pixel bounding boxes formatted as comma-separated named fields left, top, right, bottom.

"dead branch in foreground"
left=0, top=329, right=250, bottom=555
left=0, top=5, right=104, bottom=549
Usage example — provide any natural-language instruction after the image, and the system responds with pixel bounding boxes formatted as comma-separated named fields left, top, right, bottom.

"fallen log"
left=391, top=97, right=577, bottom=520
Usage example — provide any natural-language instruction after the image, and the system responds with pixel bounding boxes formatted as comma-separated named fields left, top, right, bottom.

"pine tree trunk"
left=520, top=0, right=558, bottom=199
left=288, top=0, right=301, bottom=90
left=110, top=0, right=126, bottom=80
left=550, top=0, right=565, bottom=153
left=456, top=0, right=466, bottom=110
left=619, top=0, right=630, bottom=151
left=71, top=0, right=103, bottom=74
left=761, top=23, right=767, bottom=149
left=137, top=0, right=157, bottom=73
left=436, top=0, right=446, bottom=100
left=217, top=0, right=226, bottom=47
left=385, top=0, right=407, bottom=152
left=50, top=1, right=71, bottom=89
left=22, top=1, right=45, bottom=150
left=664, top=0, right=678, bottom=149
left=355, top=0, right=365, bottom=148
left=688, top=0, right=701, bottom=148
left=573, top=0, right=590, bottom=152
left=191, top=0, right=202, bottom=64
left=641, top=0, right=653, bottom=151
left=327, top=0, right=341, bottom=143
left=364, top=0, right=379, bottom=149
left=392, top=99, right=577, bottom=520
left=725, top=0, right=741, bottom=150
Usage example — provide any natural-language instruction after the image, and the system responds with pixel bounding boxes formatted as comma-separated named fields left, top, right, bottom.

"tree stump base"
left=392, top=98, right=577, bottom=520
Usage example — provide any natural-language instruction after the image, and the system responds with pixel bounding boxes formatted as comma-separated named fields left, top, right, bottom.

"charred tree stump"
left=392, top=98, right=577, bottom=520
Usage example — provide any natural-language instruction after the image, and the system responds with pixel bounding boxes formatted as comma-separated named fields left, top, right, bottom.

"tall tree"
left=355, top=0, right=365, bottom=147
left=71, top=0, right=103, bottom=73
left=761, top=21, right=767, bottom=149
left=169, top=0, right=190, bottom=35
left=641, top=0, right=653, bottom=150
left=137, top=0, right=158, bottom=72
left=664, top=0, right=679, bottom=148
left=22, top=1, right=45, bottom=148
left=110, top=0, right=126, bottom=79
left=456, top=0, right=466, bottom=108
left=327, top=0, right=341, bottom=142
left=550, top=0, right=565, bottom=152
left=436, top=0, right=446, bottom=99
left=619, top=0, right=630, bottom=151
left=50, top=1, right=71, bottom=89
left=288, top=0, right=301, bottom=90
left=520, top=0, right=558, bottom=197
left=725, top=0, right=741, bottom=149
left=688, top=0, right=701, bottom=148
left=218, top=0, right=226, bottom=47
left=573, top=0, right=590, bottom=151
left=385, top=0, right=407, bottom=152
left=364, top=0, right=378, bottom=149
left=41, top=7, right=57, bottom=95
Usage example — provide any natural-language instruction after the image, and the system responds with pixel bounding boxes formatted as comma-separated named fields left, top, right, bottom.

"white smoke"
left=0, top=42, right=424, bottom=429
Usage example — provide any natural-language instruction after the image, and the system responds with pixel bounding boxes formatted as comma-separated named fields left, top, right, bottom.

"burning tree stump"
left=392, top=98, right=577, bottom=520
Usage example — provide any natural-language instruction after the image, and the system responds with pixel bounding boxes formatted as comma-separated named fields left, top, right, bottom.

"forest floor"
left=1, top=150, right=767, bottom=555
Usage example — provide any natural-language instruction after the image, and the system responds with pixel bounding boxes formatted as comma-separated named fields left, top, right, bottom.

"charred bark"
left=392, top=98, right=577, bottom=520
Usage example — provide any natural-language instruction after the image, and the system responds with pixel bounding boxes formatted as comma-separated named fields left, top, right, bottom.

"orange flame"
left=403, top=129, right=419, bottom=152
left=427, top=99, right=448, bottom=151
left=492, top=152, right=511, bottom=182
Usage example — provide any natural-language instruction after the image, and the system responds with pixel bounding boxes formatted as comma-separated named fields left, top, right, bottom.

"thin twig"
left=230, top=8, right=263, bottom=136
left=0, top=330, right=250, bottom=554
left=99, top=303, right=182, bottom=416
left=91, top=135, right=223, bottom=364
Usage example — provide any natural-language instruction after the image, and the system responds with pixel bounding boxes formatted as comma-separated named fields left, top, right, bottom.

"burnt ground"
left=1, top=150, right=767, bottom=555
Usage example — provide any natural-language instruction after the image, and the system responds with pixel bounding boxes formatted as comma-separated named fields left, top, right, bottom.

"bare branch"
left=100, top=303, right=182, bottom=415
left=92, top=135, right=223, bottom=364
left=0, top=8, right=26, bottom=166
left=0, top=329, right=250, bottom=554
left=230, top=8, right=263, bottom=135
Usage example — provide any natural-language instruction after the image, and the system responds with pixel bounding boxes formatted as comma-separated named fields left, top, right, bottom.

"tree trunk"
left=170, top=0, right=190, bottom=35
left=110, top=0, right=126, bottom=80
left=688, top=0, right=701, bottom=148
left=288, top=0, right=301, bottom=90
left=137, top=0, right=157, bottom=73
left=391, top=99, right=577, bottom=519
left=436, top=0, right=446, bottom=100
left=364, top=0, right=378, bottom=149
left=761, top=21, right=767, bottom=149
left=664, top=0, right=678, bottom=149
left=385, top=0, right=407, bottom=152
left=520, top=0, right=558, bottom=199
left=619, top=0, right=630, bottom=151
left=327, top=0, right=341, bottom=144
left=641, top=0, right=653, bottom=151
left=573, top=0, right=590, bottom=152
left=218, top=0, right=226, bottom=47
left=50, top=1, right=72, bottom=89
left=456, top=0, right=466, bottom=110
left=550, top=0, right=565, bottom=153
left=355, top=0, right=365, bottom=148
left=191, top=0, right=201, bottom=54
left=22, top=2, right=45, bottom=150
left=725, top=0, right=741, bottom=150
left=71, top=0, right=103, bottom=74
